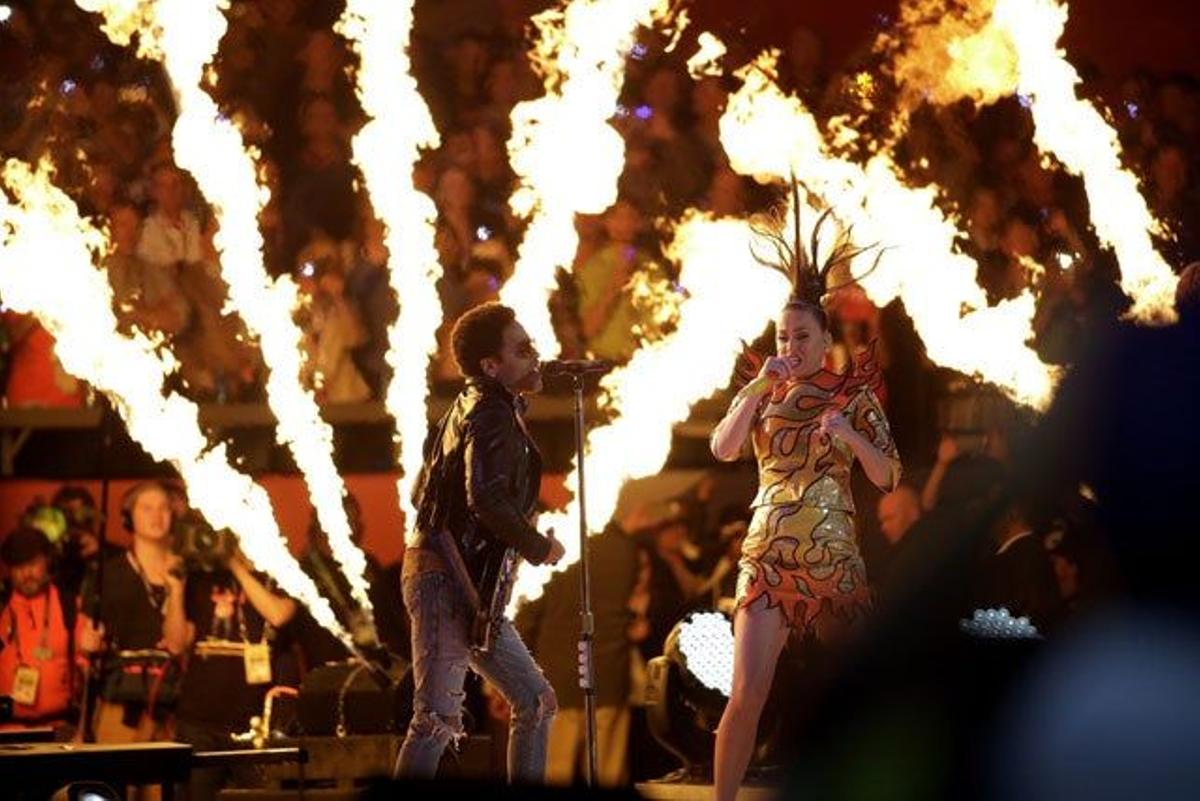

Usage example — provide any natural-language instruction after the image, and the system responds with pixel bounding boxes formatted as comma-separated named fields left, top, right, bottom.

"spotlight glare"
left=676, top=611, right=735, bottom=697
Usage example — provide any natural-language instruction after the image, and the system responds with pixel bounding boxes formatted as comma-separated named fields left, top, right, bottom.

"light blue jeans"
left=394, top=569, right=556, bottom=783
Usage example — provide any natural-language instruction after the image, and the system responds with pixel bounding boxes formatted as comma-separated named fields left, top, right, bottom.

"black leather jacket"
left=409, top=377, right=551, bottom=621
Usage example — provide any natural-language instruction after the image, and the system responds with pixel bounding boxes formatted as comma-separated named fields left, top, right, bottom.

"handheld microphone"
left=764, top=356, right=800, bottom=381
left=539, top=359, right=614, bottom=376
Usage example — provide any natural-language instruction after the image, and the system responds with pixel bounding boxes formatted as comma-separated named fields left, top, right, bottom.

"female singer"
left=710, top=195, right=901, bottom=801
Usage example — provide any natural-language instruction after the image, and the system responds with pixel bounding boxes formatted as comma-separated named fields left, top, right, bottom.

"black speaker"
left=297, top=661, right=413, bottom=736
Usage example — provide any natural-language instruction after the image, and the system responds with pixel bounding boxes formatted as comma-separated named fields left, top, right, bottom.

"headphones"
left=120, top=480, right=174, bottom=533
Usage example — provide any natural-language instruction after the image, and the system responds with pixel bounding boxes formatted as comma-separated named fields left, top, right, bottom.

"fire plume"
left=337, top=1, right=443, bottom=543
left=500, top=0, right=672, bottom=355
left=511, top=212, right=791, bottom=607
left=76, top=0, right=373, bottom=618
left=0, top=158, right=348, bottom=643
left=882, top=0, right=1178, bottom=322
left=723, top=52, right=1058, bottom=410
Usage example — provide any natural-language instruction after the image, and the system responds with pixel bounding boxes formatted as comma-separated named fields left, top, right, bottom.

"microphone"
left=540, top=359, right=614, bottom=376
left=763, top=356, right=800, bottom=381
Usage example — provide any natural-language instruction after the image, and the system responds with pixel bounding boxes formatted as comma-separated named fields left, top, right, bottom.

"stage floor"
left=636, top=781, right=778, bottom=801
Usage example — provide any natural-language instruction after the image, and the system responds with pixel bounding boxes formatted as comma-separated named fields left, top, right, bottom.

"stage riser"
left=259, top=734, right=494, bottom=788
left=635, top=784, right=777, bottom=801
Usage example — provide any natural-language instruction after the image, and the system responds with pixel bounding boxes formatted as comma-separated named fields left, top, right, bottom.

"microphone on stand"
left=540, top=359, right=614, bottom=376
left=543, top=358, right=610, bottom=785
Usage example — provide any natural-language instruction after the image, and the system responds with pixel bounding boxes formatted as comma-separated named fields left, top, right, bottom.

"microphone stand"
left=569, top=372, right=599, bottom=787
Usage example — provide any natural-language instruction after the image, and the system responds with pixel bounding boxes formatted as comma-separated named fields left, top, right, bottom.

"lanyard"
left=127, top=551, right=168, bottom=616
left=5, top=588, right=53, bottom=664
left=205, top=575, right=273, bottom=646
left=226, top=584, right=251, bottom=644
left=234, top=580, right=274, bottom=645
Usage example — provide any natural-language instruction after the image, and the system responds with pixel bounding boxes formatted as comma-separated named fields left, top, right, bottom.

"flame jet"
left=723, top=52, right=1058, bottom=410
left=76, top=0, right=374, bottom=620
left=0, top=158, right=349, bottom=644
left=500, top=0, right=673, bottom=355
left=880, top=0, right=1178, bottom=322
left=336, top=1, right=443, bottom=542
left=511, top=211, right=793, bottom=608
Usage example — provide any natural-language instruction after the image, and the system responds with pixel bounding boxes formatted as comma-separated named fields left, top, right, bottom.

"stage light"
left=960, top=607, right=1042, bottom=640
left=644, top=611, right=735, bottom=777
left=49, top=783, right=120, bottom=801
left=675, top=611, right=734, bottom=697
left=646, top=610, right=791, bottom=779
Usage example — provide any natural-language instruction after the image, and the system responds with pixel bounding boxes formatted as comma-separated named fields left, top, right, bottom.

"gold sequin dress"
left=736, top=365, right=901, bottom=632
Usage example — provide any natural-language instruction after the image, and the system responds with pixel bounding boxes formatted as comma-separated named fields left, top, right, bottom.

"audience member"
left=136, top=164, right=203, bottom=269
left=106, top=202, right=191, bottom=337
left=575, top=199, right=661, bottom=362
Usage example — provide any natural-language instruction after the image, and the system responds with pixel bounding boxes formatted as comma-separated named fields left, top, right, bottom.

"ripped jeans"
left=394, top=568, right=556, bottom=783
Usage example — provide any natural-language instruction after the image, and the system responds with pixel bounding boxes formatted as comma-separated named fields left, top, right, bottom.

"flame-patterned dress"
left=735, top=363, right=901, bottom=633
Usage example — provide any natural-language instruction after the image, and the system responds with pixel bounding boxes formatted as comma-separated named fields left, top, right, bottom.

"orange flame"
left=501, top=0, right=673, bottom=355
left=337, top=1, right=443, bottom=544
left=882, top=0, right=1178, bottom=322
left=76, top=0, right=374, bottom=622
left=724, top=51, right=1058, bottom=410
left=0, top=158, right=349, bottom=643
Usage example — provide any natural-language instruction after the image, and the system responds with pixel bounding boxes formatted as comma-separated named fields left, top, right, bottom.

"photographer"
left=79, top=480, right=189, bottom=745
left=173, top=540, right=296, bottom=801
left=52, top=484, right=121, bottom=600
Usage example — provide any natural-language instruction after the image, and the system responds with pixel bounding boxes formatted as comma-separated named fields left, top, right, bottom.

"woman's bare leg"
left=713, top=599, right=790, bottom=801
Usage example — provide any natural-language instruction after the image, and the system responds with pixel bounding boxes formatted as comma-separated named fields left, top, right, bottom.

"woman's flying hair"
left=749, top=176, right=885, bottom=324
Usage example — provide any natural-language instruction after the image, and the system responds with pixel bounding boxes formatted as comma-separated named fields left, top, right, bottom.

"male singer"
left=395, top=302, right=565, bottom=783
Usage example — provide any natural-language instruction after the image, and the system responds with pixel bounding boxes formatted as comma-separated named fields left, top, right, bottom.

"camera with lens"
left=173, top=510, right=236, bottom=570
left=936, top=380, right=1017, bottom=456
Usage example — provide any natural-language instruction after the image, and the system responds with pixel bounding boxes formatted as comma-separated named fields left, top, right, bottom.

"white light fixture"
left=676, top=611, right=735, bottom=697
